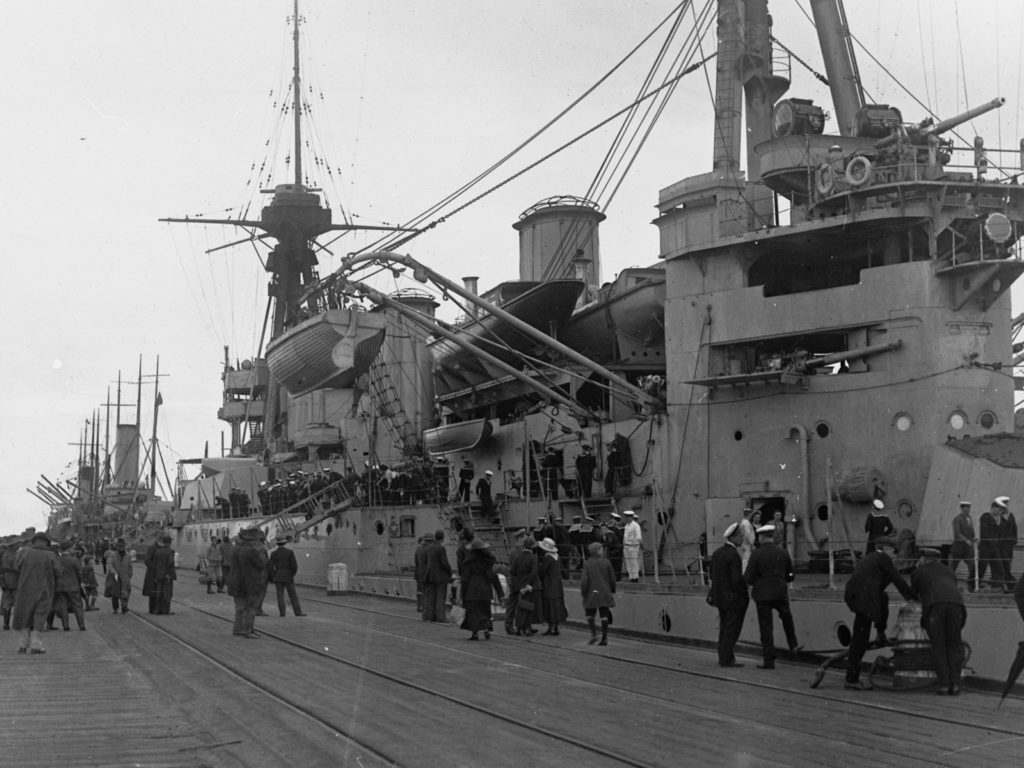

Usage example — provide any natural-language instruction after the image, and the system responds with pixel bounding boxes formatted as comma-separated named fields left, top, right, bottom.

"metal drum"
left=890, top=601, right=937, bottom=689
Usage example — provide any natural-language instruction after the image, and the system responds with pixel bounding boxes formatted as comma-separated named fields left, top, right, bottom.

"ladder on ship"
left=253, top=477, right=354, bottom=538
left=364, top=357, right=418, bottom=455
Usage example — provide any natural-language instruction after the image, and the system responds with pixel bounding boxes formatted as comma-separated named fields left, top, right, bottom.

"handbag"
left=449, top=604, right=466, bottom=626
left=517, top=597, right=535, bottom=612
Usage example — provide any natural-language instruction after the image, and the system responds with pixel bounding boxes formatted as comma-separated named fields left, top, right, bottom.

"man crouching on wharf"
left=911, top=547, right=967, bottom=695
left=842, top=538, right=912, bottom=690
left=709, top=522, right=749, bottom=667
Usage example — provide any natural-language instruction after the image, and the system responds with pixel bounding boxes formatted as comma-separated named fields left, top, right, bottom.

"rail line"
left=131, top=597, right=656, bottom=768
left=286, top=592, right=1024, bottom=740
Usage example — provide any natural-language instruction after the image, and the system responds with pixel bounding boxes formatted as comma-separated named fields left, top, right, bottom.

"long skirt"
left=543, top=596, right=568, bottom=624
left=461, top=599, right=493, bottom=632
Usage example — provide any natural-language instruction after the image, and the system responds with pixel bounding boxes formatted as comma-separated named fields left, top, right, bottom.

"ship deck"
left=5, top=567, right=1023, bottom=767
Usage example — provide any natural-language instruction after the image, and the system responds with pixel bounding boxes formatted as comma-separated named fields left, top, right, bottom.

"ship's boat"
left=423, top=419, right=494, bottom=456
left=265, top=308, right=387, bottom=397
left=559, top=267, right=666, bottom=365
left=429, top=279, right=584, bottom=398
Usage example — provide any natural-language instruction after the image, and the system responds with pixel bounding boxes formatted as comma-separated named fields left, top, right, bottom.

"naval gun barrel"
left=876, top=97, right=1005, bottom=149
left=796, top=339, right=902, bottom=373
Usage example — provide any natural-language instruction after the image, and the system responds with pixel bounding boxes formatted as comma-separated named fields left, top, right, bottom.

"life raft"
left=845, top=155, right=873, bottom=186
left=815, top=164, right=836, bottom=196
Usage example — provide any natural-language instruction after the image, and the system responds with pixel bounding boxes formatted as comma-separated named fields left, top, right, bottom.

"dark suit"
left=710, top=542, right=748, bottom=665
left=843, top=551, right=911, bottom=682
left=911, top=559, right=966, bottom=689
left=744, top=543, right=797, bottom=664
left=149, top=546, right=177, bottom=615
left=417, top=539, right=452, bottom=622
left=269, top=545, right=302, bottom=616
left=227, top=540, right=266, bottom=636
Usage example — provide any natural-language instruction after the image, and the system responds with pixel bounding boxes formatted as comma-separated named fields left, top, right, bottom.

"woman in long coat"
left=104, top=538, right=134, bottom=613
left=537, top=538, right=567, bottom=635
left=12, top=533, right=61, bottom=653
left=509, top=537, right=541, bottom=635
left=459, top=539, right=503, bottom=640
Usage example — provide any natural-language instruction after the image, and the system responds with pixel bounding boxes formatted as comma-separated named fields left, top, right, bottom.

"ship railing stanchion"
left=825, top=457, right=836, bottom=590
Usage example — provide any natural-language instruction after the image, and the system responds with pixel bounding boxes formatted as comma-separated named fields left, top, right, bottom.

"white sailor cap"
left=959, top=501, right=972, bottom=507
left=755, top=525, right=776, bottom=534
left=623, top=510, right=635, bottom=516
left=723, top=522, right=740, bottom=540
left=994, top=496, right=1010, bottom=508
left=872, top=499, right=885, bottom=510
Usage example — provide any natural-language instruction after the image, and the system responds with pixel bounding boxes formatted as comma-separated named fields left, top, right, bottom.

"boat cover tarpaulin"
left=424, top=419, right=493, bottom=456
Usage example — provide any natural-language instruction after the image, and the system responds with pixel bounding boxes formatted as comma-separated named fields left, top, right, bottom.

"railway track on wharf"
left=137, top=576, right=1024, bottom=768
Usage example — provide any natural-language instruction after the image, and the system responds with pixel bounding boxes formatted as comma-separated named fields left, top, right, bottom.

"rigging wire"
left=335, top=1, right=693, bottom=259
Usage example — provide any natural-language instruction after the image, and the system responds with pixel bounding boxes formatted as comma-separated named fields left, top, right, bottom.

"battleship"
left=36, top=0, right=1024, bottom=686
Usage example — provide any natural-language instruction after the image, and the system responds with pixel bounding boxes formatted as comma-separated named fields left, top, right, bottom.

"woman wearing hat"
left=458, top=538, right=503, bottom=640
left=537, top=538, right=567, bottom=636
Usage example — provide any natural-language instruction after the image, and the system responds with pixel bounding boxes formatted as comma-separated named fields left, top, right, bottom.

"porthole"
left=374, top=521, right=385, bottom=535
left=836, top=622, right=852, bottom=648
left=815, top=421, right=831, bottom=438
left=893, top=413, right=913, bottom=432
left=979, top=411, right=997, bottom=429
left=734, top=430, right=744, bottom=441
left=949, top=411, right=967, bottom=430
left=659, top=607, right=672, bottom=633
left=816, top=503, right=829, bottom=521
left=896, top=499, right=915, bottom=519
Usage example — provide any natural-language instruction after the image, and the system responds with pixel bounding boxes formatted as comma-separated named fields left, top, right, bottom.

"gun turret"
left=875, top=97, right=1005, bottom=149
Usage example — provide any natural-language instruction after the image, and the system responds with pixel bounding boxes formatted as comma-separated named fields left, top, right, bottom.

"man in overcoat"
left=417, top=530, right=452, bottom=622
left=149, top=535, right=177, bottom=615
left=911, top=548, right=967, bottom=695
left=269, top=537, right=306, bottom=617
left=12, top=532, right=61, bottom=653
left=48, top=540, right=86, bottom=630
left=105, top=537, right=133, bottom=613
left=710, top=523, right=749, bottom=667
left=743, top=524, right=799, bottom=669
left=580, top=541, right=616, bottom=645
left=227, top=527, right=267, bottom=638
left=509, top=537, right=540, bottom=634
left=842, top=538, right=912, bottom=690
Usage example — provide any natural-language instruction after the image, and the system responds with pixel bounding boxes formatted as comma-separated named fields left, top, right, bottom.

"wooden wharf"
left=3, top=568, right=1024, bottom=768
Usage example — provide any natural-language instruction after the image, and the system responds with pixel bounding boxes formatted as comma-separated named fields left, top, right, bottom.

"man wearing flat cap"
left=709, top=523, right=749, bottom=667
left=269, top=536, right=305, bottom=617
left=950, top=501, right=976, bottom=591
left=227, top=528, right=267, bottom=638
left=911, top=547, right=967, bottom=695
left=417, top=530, right=452, bottom=623
left=842, top=538, right=912, bottom=690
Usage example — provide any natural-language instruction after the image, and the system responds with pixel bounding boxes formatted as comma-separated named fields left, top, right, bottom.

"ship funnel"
left=513, top=196, right=605, bottom=283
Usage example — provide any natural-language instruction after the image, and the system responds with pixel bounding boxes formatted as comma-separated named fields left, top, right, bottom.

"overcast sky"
left=3, top=0, right=1023, bottom=536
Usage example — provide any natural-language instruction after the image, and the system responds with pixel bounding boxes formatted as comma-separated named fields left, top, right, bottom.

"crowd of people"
left=414, top=525, right=621, bottom=646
